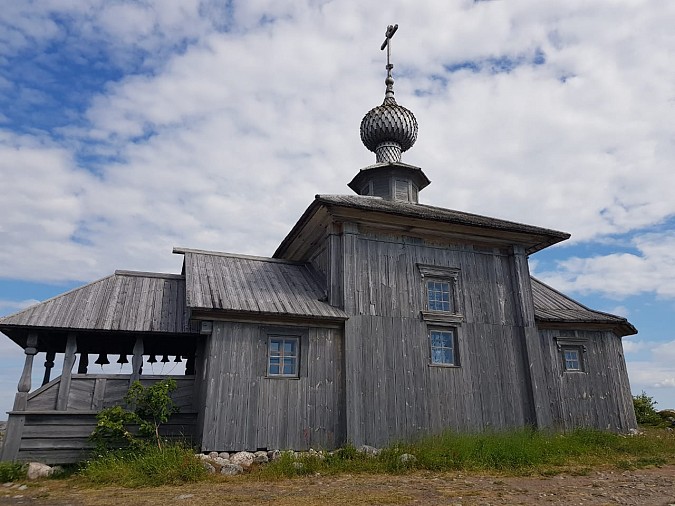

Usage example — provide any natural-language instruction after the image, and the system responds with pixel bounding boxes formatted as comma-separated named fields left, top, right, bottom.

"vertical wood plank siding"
left=200, top=322, right=345, bottom=451
left=538, top=329, right=637, bottom=431
left=343, top=230, right=538, bottom=447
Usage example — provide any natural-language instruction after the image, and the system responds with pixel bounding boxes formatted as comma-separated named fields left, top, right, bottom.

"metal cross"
left=380, top=24, right=399, bottom=72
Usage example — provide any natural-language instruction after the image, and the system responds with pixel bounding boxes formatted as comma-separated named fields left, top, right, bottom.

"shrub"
left=633, top=391, right=662, bottom=425
left=0, top=462, right=25, bottom=482
left=90, top=378, right=179, bottom=451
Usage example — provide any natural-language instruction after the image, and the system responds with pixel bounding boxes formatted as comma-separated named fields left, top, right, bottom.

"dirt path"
left=2, top=466, right=674, bottom=505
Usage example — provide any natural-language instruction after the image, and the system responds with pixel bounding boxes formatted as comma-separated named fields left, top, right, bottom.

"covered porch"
left=0, top=270, right=202, bottom=464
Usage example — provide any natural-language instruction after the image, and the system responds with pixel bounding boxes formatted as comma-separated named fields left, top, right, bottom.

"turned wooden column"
left=1, top=333, right=39, bottom=462
left=15, top=333, right=39, bottom=411
left=56, top=333, right=77, bottom=411
left=42, top=351, right=56, bottom=386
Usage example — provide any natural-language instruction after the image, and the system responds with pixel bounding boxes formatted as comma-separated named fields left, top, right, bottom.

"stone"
left=202, top=462, right=216, bottom=474
left=292, top=461, right=304, bottom=470
left=230, top=451, right=255, bottom=469
left=357, top=445, right=381, bottom=457
left=220, top=463, right=244, bottom=476
left=212, top=456, right=231, bottom=466
left=17, top=485, right=27, bottom=491
left=195, top=453, right=209, bottom=460
left=398, top=453, right=417, bottom=465
left=268, top=450, right=281, bottom=461
left=27, top=462, right=54, bottom=480
left=176, top=494, right=195, bottom=500
left=208, top=451, right=219, bottom=459
left=218, top=452, right=230, bottom=459
left=254, top=451, right=269, bottom=464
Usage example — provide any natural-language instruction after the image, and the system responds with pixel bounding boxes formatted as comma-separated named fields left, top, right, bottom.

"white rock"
left=195, top=453, right=209, bottom=460
left=208, top=451, right=219, bottom=458
left=220, top=463, right=244, bottom=476
left=268, top=450, right=281, bottom=461
left=357, top=445, right=381, bottom=457
left=27, top=462, right=53, bottom=480
left=398, top=453, right=417, bottom=464
left=230, top=451, right=255, bottom=469
left=218, top=452, right=230, bottom=459
left=254, top=451, right=269, bottom=464
left=212, top=457, right=231, bottom=465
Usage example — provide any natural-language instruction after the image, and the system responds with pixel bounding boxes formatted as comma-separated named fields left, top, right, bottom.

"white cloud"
left=0, top=299, right=40, bottom=316
left=537, top=232, right=675, bottom=299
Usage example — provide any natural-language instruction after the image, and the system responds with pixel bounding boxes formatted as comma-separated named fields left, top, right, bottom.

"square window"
left=427, top=280, right=453, bottom=312
left=562, top=346, right=584, bottom=372
left=268, top=336, right=299, bottom=377
left=430, top=329, right=458, bottom=366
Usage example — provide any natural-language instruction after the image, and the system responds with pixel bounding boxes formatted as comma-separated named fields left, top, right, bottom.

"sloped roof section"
left=0, top=271, right=189, bottom=334
left=275, top=195, right=570, bottom=258
left=175, top=248, right=348, bottom=321
left=531, top=277, right=636, bottom=336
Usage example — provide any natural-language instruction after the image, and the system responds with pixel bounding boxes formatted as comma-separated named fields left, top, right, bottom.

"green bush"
left=633, top=391, right=662, bottom=425
left=0, top=462, right=25, bottom=482
left=90, top=378, right=179, bottom=451
left=79, top=443, right=206, bottom=487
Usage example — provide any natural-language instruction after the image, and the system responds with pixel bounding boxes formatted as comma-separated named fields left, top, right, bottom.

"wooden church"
left=0, top=30, right=637, bottom=464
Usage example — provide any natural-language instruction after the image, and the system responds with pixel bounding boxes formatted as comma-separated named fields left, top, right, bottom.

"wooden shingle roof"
left=0, top=271, right=190, bottom=335
left=531, top=277, right=636, bottom=336
left=275, top=194, right=570, bottom=258
left=175, top=248, right=348, bottom=321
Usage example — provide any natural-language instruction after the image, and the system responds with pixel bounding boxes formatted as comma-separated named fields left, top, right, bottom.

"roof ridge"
left=173, top=247, right=306, bottom=265
left=114, top=270, right=183, bottom=280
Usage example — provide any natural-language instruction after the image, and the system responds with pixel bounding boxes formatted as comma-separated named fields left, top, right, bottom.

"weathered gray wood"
left=199, top=320, right=344, bottom=451
left=131, top=336, right=143, bottom=384
left=56, top=334, right=77, bottom=411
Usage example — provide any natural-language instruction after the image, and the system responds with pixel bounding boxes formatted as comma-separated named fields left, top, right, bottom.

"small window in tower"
left=395, top=179, right=409, bottom=201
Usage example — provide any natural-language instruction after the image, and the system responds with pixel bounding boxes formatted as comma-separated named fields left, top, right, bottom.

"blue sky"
left=1, top=1, right=675, bottom=415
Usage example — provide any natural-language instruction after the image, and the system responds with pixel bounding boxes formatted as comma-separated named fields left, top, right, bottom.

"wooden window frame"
left=267, top=334, right=300, bottom=378
left=560, top=345, right=585, bottom=372
left=418, top=264, right=463, bottom=324
left=428, top=327, right=460, bottom=367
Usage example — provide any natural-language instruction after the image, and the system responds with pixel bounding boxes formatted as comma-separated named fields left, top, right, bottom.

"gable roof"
left=0, top=271, right=190, bottom=336
left=275, top=194, right=570, bottom=259
left=531, top=277, right=636, bottom=336
left=175, top=248, right=348, bottom=321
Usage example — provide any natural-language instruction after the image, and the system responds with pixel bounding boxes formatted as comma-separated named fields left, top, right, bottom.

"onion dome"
left=360, top=71, right=418, bottom=163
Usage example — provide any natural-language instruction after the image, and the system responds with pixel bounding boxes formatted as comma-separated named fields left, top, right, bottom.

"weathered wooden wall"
left=25, top=375, right=196, bottom=412
left=340, top=227, right=540, bottom=447
left=539, top=329, right=637, bottom=431
left=199, top=321, right=345, bottom=451
left=4, top=375, right=198, bottom=464
left=11, top=412, right=198, bottom=464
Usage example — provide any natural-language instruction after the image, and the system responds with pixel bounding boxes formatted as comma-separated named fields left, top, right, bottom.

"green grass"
left=0, top=461, right=26, bottom=482
left=78, top=443, right=206, bottom=487
left=72, top=427, right=675, bottom=486
left=257, top=427, right=675, bottom=479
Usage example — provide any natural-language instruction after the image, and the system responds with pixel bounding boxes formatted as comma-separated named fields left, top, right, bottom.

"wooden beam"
left=42, top=351, right=56, bottom=387
left=131, top=336, right=144, bottom=385
left=56, top=334, right=77, bottom=411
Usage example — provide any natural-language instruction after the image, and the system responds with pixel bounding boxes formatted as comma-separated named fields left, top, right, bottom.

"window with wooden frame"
left=418, top=264, right=462, bottom=324
left=267, top=335, right=300, bottom=377
left=561, top=345, right=584, bottom=372
left=429, top=328, right=459, bottom=366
